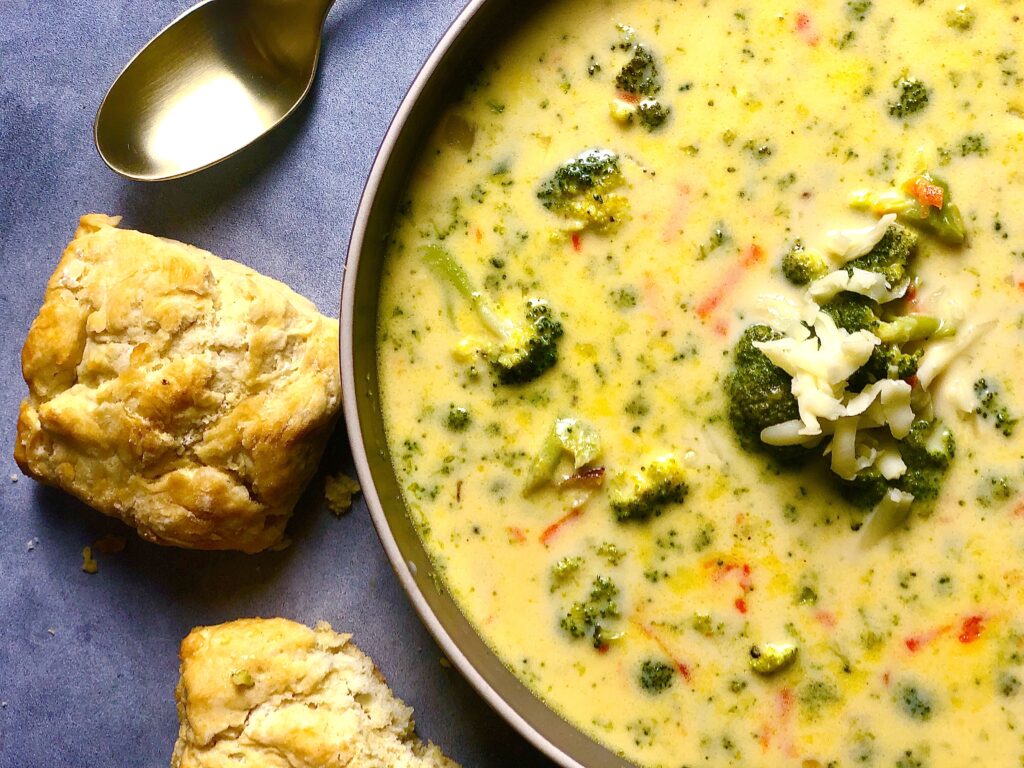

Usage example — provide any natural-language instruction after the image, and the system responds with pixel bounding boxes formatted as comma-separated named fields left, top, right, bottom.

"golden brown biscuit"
left=172, top=618, right=459, bottom=768
left=15, top=215, right=340, bottom=552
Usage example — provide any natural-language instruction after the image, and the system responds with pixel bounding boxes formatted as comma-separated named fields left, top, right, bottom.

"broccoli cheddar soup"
left=377, top=1, right=1024, bottom=764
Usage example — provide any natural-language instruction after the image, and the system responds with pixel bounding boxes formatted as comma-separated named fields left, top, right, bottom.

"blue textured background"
left=0, top=1, right=554, bottom=765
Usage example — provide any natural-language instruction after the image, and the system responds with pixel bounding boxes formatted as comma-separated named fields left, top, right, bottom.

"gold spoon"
left=95, top=0, right=335, bottom=181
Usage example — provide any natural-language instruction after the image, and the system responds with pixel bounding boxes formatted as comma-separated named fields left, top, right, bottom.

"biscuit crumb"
left=10, top=474, right=18, bottom=483
left=26, top=538, right=38, bottom=551
left=81, top=546, right=98, bottom=574
left=325, top=472, right=361, bottom=516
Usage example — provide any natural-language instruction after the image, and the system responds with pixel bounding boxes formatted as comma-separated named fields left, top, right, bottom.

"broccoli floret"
left=888, top=76, right=929, bottom=118
left=444, top=404, right=471, bottom=431
left=559, top=575, right=622, bottom=648
left=781, top=243, right=829, bottom=285
left=489, top=300, right=564, bottom=384
left=819, top=292, right=948, bottom=388
left=537, top=148, right=628, bottom=232
left=839, top=420, right=954, bottom=510
left=726, top=325, right=806, bottom=462
left=974, top=378, right=1019, bottom=437
left=836, top=467, right=890, bottom=509
left=550, top=555, right=584, bottom=591
left=819, top=292, right=878, bottom=333
left=894, top=419, right=955, bottom=501
left=608, top=455, right=688, bottom=522
left=896, top=683, right=934, bottom=721
left=845, top=224, right=918, bottom=287
left=423, top=245, right=563, bottom=385
left=852, top=345, right=922, bottom=390
left=638, top=659, right=675, bottom=693
left=611, top=45, right=671, bottom=131
left=636, top=98, right=670, bottom=130
left=615, top=45, right=661, bottom=97
left=821, top=292, right=947, bottom=344
left=851, top=173, right=966, bottom=245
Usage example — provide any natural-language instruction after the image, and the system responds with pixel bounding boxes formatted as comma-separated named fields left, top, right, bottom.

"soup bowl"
left=340, top=1, right=631, bottom=765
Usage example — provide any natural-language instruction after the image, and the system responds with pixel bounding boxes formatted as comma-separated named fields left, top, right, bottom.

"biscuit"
left=15, top=215, right=341, bottom=552
left=172, top=618, right=459, bottom=768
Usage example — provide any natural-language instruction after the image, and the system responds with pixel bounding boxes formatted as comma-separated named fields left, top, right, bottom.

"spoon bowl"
left=95, top=0, right=334, bottom=181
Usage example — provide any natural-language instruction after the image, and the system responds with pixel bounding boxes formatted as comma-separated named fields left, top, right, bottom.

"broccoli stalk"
left=523, top=417, right=602, bottom=494
left=423, top=244, right=563, bottom=384
left=851, top=173, right=966, bottom=245
left=819, top=292, right=951, bottom=387
left=608, top=454, right=688, bottom=522
left=537, top=148, right=629, bottom=233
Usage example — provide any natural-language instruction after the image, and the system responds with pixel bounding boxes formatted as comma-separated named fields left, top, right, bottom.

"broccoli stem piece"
left=523, top=418, right=602, bottom=494
left=749, top=643, right=799, bottom=675
left=422, top=244, right=564, bottom=385
left=851, top=173, right=966, bottom=245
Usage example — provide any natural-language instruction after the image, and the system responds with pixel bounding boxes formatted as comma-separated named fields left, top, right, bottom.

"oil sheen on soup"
left=377, top=1, right=1024, bottom=765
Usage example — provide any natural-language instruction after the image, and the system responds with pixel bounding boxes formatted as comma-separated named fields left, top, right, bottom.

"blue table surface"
left=0, top=2, right=556, bottom=765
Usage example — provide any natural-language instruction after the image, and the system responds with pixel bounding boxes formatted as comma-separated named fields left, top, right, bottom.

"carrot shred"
left=539, top=507, right=583, bottom=546
left=958, top=615, right=985, bottom=643
left=636, top=621, right=693, bottom=681
left=696, top=244, right=764, bottom=320
left=904, top=175, right=944, bottom=209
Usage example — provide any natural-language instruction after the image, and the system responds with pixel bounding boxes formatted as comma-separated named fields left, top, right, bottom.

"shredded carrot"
left=904, top=624, right=951, bottom=652
left=903, top=175, right=944, bottom=209
left=662, top=182, right=691, bottom=242
left=571, top=231, right=582, bottom=252
left=506, top=526, right=527, bottom=544
left=695, top=244, right=764, bottom=320
left=794, top=12, right=820, bottom=45
left=635, top=621, right=693, bottom=681
left=616, top=90, right=640, bottom=105
left=814, top=610, right=837, bottom=629
left=958, top=615, right=985, bottom=643
left=539, top=507, right=583, bottom=546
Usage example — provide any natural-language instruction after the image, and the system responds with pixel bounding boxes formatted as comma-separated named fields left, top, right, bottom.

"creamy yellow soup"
left=377, top=1, right=1024, bottom=765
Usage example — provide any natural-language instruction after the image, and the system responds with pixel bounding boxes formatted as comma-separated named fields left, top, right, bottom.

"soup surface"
left=377, top=1, right=1024, bottom=765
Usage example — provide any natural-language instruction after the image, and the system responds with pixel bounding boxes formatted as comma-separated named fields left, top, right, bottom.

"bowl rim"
left=339, top=2, right=586, bottom=766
